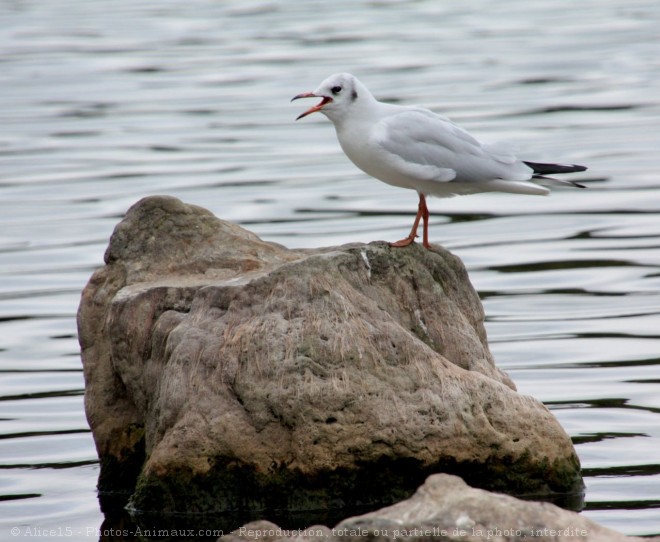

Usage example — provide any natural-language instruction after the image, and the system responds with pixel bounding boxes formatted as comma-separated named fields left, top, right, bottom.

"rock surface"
left=221, top=474, right=653, bottom=542
left=78, top=195, right=582, bottom=516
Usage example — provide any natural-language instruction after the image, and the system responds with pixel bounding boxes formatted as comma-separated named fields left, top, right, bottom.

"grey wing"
left=373, top=108, right=533, bottom=185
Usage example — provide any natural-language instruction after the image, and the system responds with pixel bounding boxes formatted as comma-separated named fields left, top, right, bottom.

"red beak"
left=291, top=92, right=333, bottom=120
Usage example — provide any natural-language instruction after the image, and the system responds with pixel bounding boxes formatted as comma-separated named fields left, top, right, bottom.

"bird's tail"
left=523, top=161, right=587, bottom=188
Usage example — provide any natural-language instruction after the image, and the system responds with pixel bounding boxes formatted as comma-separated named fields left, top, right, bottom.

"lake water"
left=1, top=0, right=659, bottom=539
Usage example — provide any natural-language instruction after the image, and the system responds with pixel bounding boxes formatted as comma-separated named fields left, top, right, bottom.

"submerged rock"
left=78, top=195, right=582, bottom=516
left=222, top=474, right=649, bottom=542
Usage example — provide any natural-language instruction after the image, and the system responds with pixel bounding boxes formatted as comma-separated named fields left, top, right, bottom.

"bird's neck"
left=329, top=94, right=382, bottom=131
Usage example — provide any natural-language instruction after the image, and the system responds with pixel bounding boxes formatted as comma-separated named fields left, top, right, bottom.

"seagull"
left=292, top=73, right=586, bottom=249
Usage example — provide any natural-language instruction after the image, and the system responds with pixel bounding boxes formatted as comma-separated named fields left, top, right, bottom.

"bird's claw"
left=389, top=236, right=416, bottom=248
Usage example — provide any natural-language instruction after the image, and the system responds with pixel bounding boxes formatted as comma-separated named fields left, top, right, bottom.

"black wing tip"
left=524, top=161, right=588, bottom=175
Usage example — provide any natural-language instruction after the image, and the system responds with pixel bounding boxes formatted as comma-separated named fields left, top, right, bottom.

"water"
left=1, top=0, right=660, bottom=538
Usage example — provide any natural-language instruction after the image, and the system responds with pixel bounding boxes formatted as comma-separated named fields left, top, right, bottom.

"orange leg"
left=389, top=193, right=431, bottom=249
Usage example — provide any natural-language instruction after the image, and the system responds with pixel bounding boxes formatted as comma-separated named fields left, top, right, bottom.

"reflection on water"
left=1, top=0, right=660, bottom=538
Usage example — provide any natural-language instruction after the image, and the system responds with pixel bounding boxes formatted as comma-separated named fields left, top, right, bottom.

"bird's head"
left=291, top=73, right=363, bottom=122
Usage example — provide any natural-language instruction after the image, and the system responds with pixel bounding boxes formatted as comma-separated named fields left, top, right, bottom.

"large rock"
left=222, top=474, right=652, bottom=542
left=78, top=195, right=582, bottom=518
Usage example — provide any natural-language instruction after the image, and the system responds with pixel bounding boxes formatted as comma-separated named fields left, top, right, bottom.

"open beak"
left=291, top=92, right=332, bottom=120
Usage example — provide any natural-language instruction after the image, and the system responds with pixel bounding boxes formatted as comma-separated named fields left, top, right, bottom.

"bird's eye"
left=331, top=86, right=342, bottom=95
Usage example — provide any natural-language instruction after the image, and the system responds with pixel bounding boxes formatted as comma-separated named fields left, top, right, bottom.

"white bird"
left=292, top=73, right=586, bottom=249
